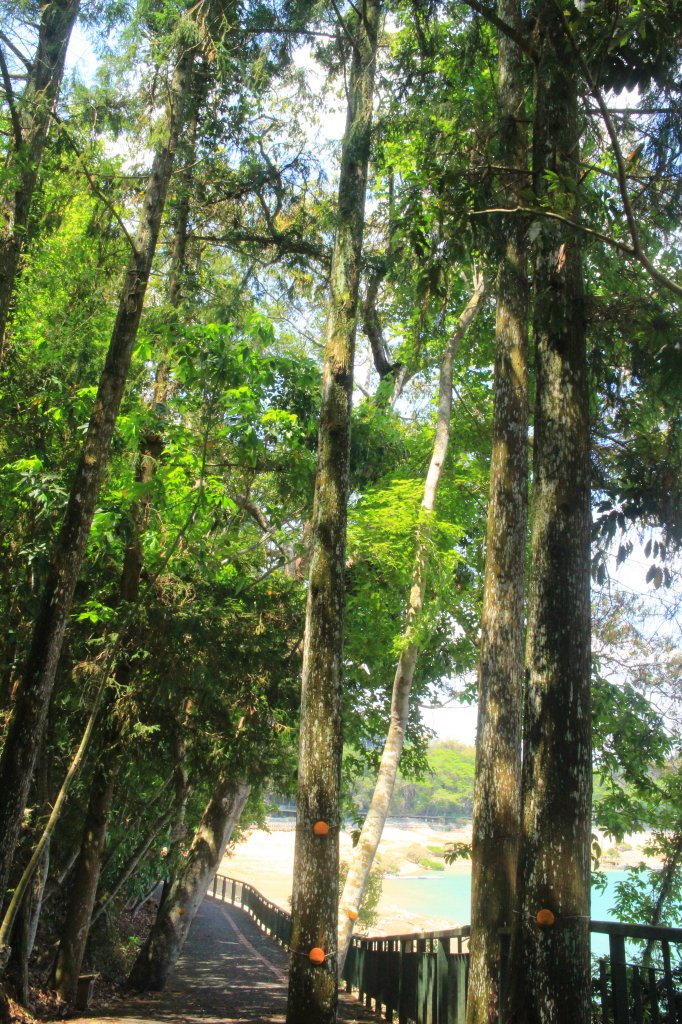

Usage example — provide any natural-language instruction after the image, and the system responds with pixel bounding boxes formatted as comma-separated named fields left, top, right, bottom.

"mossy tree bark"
left=506, top=5, right=592, bottom=1022
left=466, top=4, right=529, bottom=1023
left=286, top=4, right=380, bottom=1022
left=127, top=777, right=250, bottom=991
left=0, top=49, right=195, bottom=912
left=0, top=0, right=80, bottom=351
left=337, top=277, right=486, bottom=973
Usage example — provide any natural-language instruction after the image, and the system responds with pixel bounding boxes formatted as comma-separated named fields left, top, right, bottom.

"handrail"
left=208, top=874, right=682, bottom=1024
left=591, top=918, right=682, bottom=941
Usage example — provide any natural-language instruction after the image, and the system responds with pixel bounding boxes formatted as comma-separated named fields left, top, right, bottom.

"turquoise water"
left=380, top=870, right=633, bottom=957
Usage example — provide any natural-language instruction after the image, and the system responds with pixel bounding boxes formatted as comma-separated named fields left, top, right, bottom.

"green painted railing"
left=210, top=873, right=468, bottom=1022
left=590, top=920, right=682, bottom=1024
left=209, top=874, right=682, bottom=1024
left=343, top=927, right=470, bottom=1024
left=210, top=873, right=292, bottom=947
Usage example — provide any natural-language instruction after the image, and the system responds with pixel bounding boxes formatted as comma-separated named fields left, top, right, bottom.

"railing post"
left=609, top=932, right=629, bottom=1024
left=598, top=958, right=609, bottom=1024
left=662, top=941, right=678, bottom=1024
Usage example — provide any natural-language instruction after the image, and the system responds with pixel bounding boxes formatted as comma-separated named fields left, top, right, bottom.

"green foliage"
left=339, top=859, right=383, bottom=931
left=350, top=741, right=476, bottom=821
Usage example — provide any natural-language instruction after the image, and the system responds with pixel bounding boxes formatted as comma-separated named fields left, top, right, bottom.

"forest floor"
left=63, top=896, right=376, bottom=1024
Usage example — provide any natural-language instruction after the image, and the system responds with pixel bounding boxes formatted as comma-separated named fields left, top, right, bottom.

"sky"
left=421, top=700, right=479, bottom=747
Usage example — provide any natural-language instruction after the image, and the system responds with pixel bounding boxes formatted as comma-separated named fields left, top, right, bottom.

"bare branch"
left=471, top=206, right=682, bottom=299
left=0, top=45, right=22, bottom=148
left=0, top=31, right=31, bottom=71
left=551, top=0, right=682, bottom=300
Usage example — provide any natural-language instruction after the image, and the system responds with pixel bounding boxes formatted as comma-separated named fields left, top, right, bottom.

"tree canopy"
left=0, top=0, right=680, bottom=1021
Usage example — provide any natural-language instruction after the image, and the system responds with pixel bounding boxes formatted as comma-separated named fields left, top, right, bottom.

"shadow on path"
left=71, top=896, right=376, bottom=1024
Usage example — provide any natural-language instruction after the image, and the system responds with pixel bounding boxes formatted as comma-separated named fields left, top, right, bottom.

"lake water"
left=380, top=870, right=633, bottom=957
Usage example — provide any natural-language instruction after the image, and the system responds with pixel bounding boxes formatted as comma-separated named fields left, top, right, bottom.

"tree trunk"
left=7, top=841, right=49, bottom=1006
left=0, top=0, right=80, bottom=351
left=0, top=50, right=195, bottom=911
left=507, top=5, right=592, bottom=1022
left=337, top=277, right=486, bottom=973
left=0, top=671, right=107, bottom=965
left=128, top=777, right=250, bottom=992
left=51, top=746, right=119, bottom=1001
left=286, top=5, right=380, bottom=1022
left=466, top=4, right=529, bottom=1023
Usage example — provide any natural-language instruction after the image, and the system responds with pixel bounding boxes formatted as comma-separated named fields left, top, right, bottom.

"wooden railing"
left=591, top=919, right=682, bottom=1024
left=343, top=926, right=470, bottom=1023
left=210, top=874, right=292, bottom=947
left=208, top=875, right=682, bottom=1024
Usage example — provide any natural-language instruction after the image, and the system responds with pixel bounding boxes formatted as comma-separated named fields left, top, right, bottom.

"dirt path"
left=71, top=896, right=376, bottom=1024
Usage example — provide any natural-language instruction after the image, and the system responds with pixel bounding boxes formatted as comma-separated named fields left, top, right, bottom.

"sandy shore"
left=219, top=822, right=659, bottom=936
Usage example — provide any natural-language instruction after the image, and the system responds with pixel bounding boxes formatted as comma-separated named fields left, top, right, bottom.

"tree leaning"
left=0, top=45, right=196, bottom=924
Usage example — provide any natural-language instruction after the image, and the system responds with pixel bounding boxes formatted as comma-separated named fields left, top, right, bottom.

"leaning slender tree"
left=50, top=72, right=208, bottom=999
left=506, top=1, right=592, bottom=1020
left=286, top=3, right=381, bottom=1022
left=0, top=38, right=196, bottom=924
left=337, top=274, right=486, bottom=972
left=128, top=776, right=251, bottom=991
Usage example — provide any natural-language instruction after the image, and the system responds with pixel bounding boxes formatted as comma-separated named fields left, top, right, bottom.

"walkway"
left=71, top=896, right=377, bottom=1024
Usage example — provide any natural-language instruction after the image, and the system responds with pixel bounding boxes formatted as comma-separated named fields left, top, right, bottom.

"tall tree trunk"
left=0, top=50, right=195, bottom=912
left=0, top=0, right=80, bottom=351
left=51, top=740, right=119, bottom=1001
left=337, top=277, right=486, bottom=973
left=507, top=5, right=592, bottom=1022
left=49, top=109, right=202, bottom=986
left=286, top=4, right=380, bottom=1022
left=466, top=4, right=529, bottom=1023
left=128, top=777, right=250, bottom=991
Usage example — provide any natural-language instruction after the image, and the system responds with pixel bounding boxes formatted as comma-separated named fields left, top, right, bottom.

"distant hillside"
left=351, top=740, right=476, bottom=821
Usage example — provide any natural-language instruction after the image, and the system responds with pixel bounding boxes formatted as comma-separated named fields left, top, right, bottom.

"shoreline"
left=220, top=822, right=660, bottom=937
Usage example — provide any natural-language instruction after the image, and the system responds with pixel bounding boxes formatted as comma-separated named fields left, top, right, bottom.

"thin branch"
left=0, top=671, right=109, bottom=952
left=330, top=0, right=361, bottom=54
left=52, top=114, right=137, bottom=254
left=0, top=32, right=31, bottom=71
left=193, top=230, right=328, bottom=264
left=471, top=205, right=682, bottom=299
left=590, top=107, right=680, bottom=116
left=459, top=0, right=537, bottom=61
left=0, top=46, right=22, bottom=148
left=552, top=0, right=682, bottom=300
left=238, top=27, right=339, bottom=40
